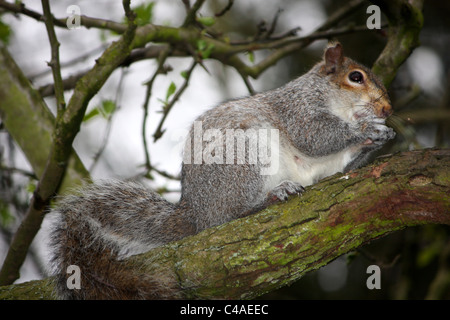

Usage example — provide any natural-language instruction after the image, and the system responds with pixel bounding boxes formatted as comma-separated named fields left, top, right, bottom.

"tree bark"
left=0, top=148, right=448, bottom=300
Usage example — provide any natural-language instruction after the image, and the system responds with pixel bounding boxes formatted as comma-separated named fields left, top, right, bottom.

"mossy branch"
left=1, top=148, right=448, bottom=299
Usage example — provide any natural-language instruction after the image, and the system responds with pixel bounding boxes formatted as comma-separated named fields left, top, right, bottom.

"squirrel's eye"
left=349, top=71, right=364, bottom=84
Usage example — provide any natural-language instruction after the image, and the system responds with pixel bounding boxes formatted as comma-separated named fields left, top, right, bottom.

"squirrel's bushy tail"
left=48, top=181, right=190, bottom=299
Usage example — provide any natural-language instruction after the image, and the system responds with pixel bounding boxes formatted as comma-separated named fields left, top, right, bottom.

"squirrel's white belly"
left=293, top=148, right=356, bottom=186
left=264, top=143, right=357, bottom=192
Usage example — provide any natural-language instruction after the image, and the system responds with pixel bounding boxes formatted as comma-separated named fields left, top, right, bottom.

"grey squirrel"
left=49, top=42, right=395, bottom=299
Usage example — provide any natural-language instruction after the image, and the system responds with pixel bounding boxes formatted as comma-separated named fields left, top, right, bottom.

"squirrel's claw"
left=267, top=180, right=304, bottom=203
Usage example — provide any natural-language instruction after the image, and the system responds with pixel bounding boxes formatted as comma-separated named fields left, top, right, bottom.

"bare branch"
left=89, top=69, right=128, bottom=173
left=41, top=0, right=65, bottom=111
left=29, top=44, right=107, bottom=81
left=316, top=0, right=365, bottom=32
left=141, top=46, right=172, bottom=173
left=215, top=0, right=234, bottom=17
left=0, top=0, right=127, bottom=33
left=267, top=8, right=283, bottom=38
left=153, top=60, right=197, bottom=142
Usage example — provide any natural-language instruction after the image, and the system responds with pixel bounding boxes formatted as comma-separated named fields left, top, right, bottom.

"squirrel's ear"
left=324, top=42, right=344, bottom=74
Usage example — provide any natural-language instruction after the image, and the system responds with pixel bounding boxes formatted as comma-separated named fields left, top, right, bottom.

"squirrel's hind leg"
left=266, top=180, right=304, bottom=203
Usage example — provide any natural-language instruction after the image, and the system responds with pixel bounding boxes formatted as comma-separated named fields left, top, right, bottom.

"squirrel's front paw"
left=364, top=121, right=396, bottom=146
left=267, top=181, right=304, bottom=203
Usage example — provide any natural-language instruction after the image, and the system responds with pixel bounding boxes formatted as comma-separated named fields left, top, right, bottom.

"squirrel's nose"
left=377, top=104, right=393, bottom=118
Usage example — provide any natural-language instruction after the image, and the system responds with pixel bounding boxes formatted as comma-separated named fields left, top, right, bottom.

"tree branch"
left=2, top=0, right=419, bottom=92
left=41, top=0, right=65, bottom=111
left=141, top=46, right=172, bottom=174
left=0, top=148, right=448, bottom=299
left=215, top=0, right=234, bottom=17
left=38, top=21, right=380, bottom=97
left=0, top=0, right=127, bottom=33
left=371, top=0, right=424, bottom=87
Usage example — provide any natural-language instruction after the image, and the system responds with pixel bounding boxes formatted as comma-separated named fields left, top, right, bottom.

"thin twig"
left=0, top=0, right=127, bottom=33
left=227, top=23, right=386, bottom=79
left=315, top=0, right=365, bottom=32
left=182, top=0, right=206, bottom=27
left=148, top=167, right=181, bottom=181
left=0, top=165, right=37, bottom=180
left=239, top=73, right=255, bottom=96
left=28, top=44, right=108, bottom=81
left=41, top=0, right=65, bottom=111
left=153, top=60, right=197, bottom=142
left=142, top=46, right=172, bottom=172
left=215, top=0, right=234, bottom=17
left=39, top=72, right=86, bottom=97
left=89, top=68, right=128, bottom=173
left=267, top=8, right=283, bottom=38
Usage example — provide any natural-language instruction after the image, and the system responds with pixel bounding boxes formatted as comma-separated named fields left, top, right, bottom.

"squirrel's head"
left=319, top=41, right=393, bottom=120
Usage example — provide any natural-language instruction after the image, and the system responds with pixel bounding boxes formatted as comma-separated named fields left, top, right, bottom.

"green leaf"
left=100, top=100, right=116, bottom=117
left=165, top=82, right=176, bottom=101
left=83, top=99, right=116, bottom=122
left=203, top=44, right=215, bottom=59
left=0, top=201, right=14, bottom=228
left=197, top=39, right=207, bottom=52
left=83, top=108, right=100, bottom=122
left=0, top=19, right=11, bottom=44
left=180, top=71, right=188, bottom=79
left=196, top=40, right=215, bottom=59
left=247, top=51, right=255, bottom=64
left=26, top=181, right=36, bottom=194
left=197, top=16, right=216, bottom=27
left=133, top=2, right=155, bottom=26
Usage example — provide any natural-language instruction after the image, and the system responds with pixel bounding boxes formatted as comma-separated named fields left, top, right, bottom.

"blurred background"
left=0, top=0, right=449, bottom=299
